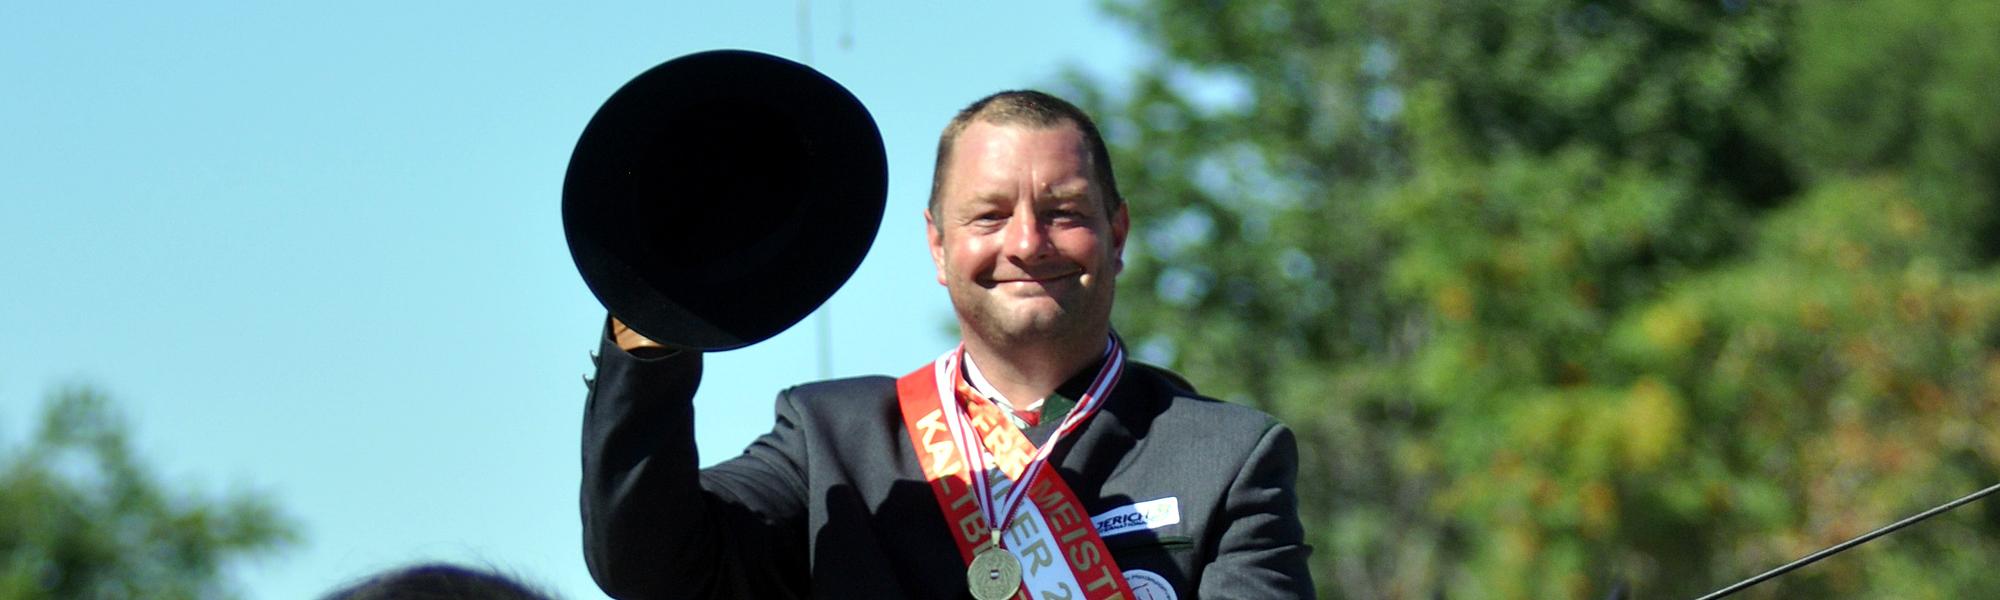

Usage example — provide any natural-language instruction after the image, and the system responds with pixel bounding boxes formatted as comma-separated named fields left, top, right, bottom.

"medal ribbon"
left=897, top=336, right=1138, bottom=600
left=941, top=339, right=1121, bottom=556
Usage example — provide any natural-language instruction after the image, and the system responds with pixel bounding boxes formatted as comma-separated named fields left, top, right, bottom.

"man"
left=581, top=91, right=1313, bottom=599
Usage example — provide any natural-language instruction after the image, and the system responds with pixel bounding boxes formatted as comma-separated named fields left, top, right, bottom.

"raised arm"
left=579, top=317, right=812, bottom=599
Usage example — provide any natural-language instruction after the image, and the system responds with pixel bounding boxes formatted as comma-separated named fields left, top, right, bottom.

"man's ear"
left=1110, top=203, right=1130, bottom=274
left=925, top=208, right=948, bottom=286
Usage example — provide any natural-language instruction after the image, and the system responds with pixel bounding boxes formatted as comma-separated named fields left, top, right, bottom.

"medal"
left=966, top=532, right=1023, bottom=600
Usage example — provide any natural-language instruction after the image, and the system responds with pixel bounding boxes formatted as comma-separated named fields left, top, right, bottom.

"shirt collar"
left=959, top=337, right=1115, bottom=413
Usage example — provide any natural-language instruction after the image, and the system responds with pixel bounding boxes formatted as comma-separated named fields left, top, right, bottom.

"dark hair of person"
left=319, top=562, right=556, bottom=600
left=927, top=90, right=1124, bottom=222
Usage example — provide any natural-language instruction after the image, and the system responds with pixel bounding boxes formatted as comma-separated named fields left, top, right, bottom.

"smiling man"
left=925, top=108, right=1126, bottom=415
left=581, top=91, right=1313, bottom=599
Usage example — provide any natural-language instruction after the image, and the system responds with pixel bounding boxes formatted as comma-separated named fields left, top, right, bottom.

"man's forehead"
left=955, top=120, right=1086, bottom=153
left=945, top=123, right=1092, bottom=186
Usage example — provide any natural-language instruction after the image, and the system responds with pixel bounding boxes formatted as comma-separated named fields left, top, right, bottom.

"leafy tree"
left=0, top=387, right=296, bottom=600
left=1070, top=0, right=2000, bottom=597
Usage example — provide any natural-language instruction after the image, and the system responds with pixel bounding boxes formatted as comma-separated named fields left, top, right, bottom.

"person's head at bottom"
left=319, top=562, right=554, bottom=600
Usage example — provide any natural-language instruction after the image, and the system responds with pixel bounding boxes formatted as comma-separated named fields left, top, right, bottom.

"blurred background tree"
left=0, top=387, right=296, bottom=600
left=1067, top=0, right=2000, bottom=597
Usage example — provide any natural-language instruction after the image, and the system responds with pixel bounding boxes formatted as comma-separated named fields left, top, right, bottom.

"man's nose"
left=1003, top=211, right=1053, bottom=260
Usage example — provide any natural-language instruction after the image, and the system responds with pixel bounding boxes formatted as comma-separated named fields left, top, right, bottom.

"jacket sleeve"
left=1198, top=422, right=1317, bottom=599
left=579, top=322, right=812, bottom=599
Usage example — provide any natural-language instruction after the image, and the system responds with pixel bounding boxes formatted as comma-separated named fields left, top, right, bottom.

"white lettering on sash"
left=915, top=409, right=960, bottom=475
left=1010, top=500, right=1085, bottom=598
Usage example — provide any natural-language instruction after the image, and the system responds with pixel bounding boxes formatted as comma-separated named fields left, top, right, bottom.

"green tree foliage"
left=1070, top=0, right=2000, bottom=597
left=0, top=387, right=296, bottom=600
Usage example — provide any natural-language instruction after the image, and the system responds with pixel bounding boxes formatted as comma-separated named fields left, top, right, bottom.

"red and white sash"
left=897, top=341, right=1137, bottom=600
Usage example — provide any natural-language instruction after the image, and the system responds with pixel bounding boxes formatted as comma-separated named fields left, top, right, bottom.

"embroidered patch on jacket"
left=1090, top=496, right=1181, bottom=538
left=1124, top=569, right=1178, bottom=600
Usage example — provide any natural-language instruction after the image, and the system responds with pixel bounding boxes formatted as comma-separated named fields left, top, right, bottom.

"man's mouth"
left=993, top=271, right=1082, bottom=285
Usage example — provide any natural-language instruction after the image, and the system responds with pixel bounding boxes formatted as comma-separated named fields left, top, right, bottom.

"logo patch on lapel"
left=1090, top=496, right=1180, bottom=538
left=1124, top=569, right=1177, bottom=600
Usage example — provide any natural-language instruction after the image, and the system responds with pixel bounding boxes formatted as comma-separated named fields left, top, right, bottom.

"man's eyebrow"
left=951, top=192, right=1012, bottom=216
left=1046, top=182, right=1091, bottom=201
left=967, top=191, right=1013, bottom=206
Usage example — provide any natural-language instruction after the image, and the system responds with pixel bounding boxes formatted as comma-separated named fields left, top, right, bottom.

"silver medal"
left=966, top=545, right=1023, bottom=600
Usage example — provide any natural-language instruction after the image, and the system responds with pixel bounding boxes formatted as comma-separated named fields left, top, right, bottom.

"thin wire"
left=1695, top=481, right=2000, bottom=600
left=794, top=0, right=832, bottom=379
left=839, top=0, right=853, bottom=50
left=817, top=310, right=832, bottom=379
left=796, top=0, right=813, bottom=66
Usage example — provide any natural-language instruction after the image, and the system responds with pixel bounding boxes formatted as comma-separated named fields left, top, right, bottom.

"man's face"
left=927, top=120, right=1128, bottom=348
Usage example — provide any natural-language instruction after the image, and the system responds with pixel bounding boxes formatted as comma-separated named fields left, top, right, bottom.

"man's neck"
left=960, top=329, right=1106, bottom=404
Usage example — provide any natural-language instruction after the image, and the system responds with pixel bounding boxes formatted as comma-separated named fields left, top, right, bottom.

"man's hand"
left=610, top=317, right=670, bottom=353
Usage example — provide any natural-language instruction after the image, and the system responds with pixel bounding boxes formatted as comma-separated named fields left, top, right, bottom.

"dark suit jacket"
left=581, top=332, right=1314, bottom=599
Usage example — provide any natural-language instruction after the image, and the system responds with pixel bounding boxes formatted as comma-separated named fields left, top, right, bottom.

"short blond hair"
left=927, top=90, right=1124, bottom=221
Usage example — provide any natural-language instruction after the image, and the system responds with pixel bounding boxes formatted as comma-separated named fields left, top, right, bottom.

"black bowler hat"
left=563, top=50, right=888, bottom=351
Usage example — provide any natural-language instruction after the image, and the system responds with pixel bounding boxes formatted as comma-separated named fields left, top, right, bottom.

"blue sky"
left=1, top=2, right=1146, bottom=597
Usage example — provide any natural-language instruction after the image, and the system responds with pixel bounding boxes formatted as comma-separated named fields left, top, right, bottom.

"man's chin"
left=1007, top=309, right=1116, bottom=343
left=953, top=292, right=1111, bottom=345
left=969, top=309, right=1071, bottom=343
